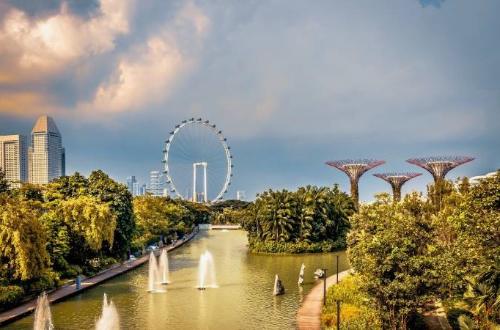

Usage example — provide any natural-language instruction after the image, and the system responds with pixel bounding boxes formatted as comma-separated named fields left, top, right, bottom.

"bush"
left=447, top=308, right=474, bottom=330
left=0, top=285, right=24, bottom=310
left=26, top=271, right=60, bottom=294
left=248, top=238, right=346, bottom=254
left=322, top=274, right=381, bottom=329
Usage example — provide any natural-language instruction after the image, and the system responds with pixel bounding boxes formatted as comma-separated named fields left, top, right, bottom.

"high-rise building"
left=149, top=170, right=162, bottom=196
left=29, top=115, right=65, bottom=184
left=133, top=182, right=141, bottom=196
left=140, top=184, right=147, bottom=196
left=0, top=134, right=28, bottom=187
left=126, top=176, right=137, bottom=195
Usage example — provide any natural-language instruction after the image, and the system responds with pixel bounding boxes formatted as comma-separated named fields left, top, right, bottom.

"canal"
left=6, top=230, right=349, bottom=329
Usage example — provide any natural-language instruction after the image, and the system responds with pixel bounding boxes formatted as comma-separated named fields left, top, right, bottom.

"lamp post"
left=322, top=268, right=328, bottom=306
left=336, top=255, right=339, bottom=284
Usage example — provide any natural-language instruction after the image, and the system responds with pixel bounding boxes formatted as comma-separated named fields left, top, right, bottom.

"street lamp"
left=336, top=255, right=339, bottom=284
left=322, top=268, right=328, bottom=306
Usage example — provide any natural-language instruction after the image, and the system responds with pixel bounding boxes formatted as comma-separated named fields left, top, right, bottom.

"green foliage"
left=248, top=237, right=345, bottom=253
left=347, top=172, right=500, bottom=330
left=211, top=207, right=248, bottom=225
left=244, top=185, right=354, bottom=253
left=0, top=168, right=9, bottom=194
left=462, top=264, right=500, bottom=328
left=447, top=308, right=475, bottom=330
left=0, top=285, right=24, bottom=310
left=87, top=170, right=135, bottom=258
left=211, top=199, right=250, bottom=212
left=0, top=196, right=50, bottom=281
left=348, top=192, right=438, bottom=329
left=132, top=195, right=191, bottom=248
left=322, top=274, right=382, bottom=329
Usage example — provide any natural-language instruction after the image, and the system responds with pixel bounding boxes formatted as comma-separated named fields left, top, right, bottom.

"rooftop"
left=32, top=115, right=60, bottom=135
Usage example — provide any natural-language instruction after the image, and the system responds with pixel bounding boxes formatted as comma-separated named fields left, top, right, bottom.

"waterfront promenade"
left=296, top=269, right=351, bottom=330
left=0, top=229, right=198, bottom=327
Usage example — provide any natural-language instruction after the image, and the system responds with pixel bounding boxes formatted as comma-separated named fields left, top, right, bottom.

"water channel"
left=7, top=230, right=349, bottom=329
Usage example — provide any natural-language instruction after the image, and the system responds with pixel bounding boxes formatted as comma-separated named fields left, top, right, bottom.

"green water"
left=5, top=230, right=348, bottom=329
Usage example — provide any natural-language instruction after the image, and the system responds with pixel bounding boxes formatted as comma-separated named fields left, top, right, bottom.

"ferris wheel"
left=163, top=118, right=233, bottom=203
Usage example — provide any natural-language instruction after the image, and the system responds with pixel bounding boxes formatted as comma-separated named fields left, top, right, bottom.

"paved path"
left=210, top=224, right=241, bottom=230
left=296, top=269, right=352, bottom=330
left=0, top=229, right=198, bottom=327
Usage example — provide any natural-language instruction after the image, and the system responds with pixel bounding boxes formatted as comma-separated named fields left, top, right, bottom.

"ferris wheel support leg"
left=203, top=163, right=208, bottom=203
left=193, top=163, right=197, bottom=203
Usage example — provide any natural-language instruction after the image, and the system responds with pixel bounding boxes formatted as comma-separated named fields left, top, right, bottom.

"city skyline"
left=0, top=0, right=498, bottom=200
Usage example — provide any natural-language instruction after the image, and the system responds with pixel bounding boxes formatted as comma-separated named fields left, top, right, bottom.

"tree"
left=348, top=192, right=437, bottom=329
left=87, top=170, right=135, bottom=258
left=258, top=190, right=296, bottom=242
left=0, top=168, right=8, bottom=194
left=0, top=197, right=49, bottom=281
left=463, top=264, right=500, bottom=327
left=132, top=196, right=188, bottom=248
left=58, top=196, right=116, bottom=252
left=433, top=171, right=500, bottom=298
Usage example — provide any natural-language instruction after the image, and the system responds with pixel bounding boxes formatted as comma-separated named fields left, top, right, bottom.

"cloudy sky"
left=0, top=0, right=498, bottom=201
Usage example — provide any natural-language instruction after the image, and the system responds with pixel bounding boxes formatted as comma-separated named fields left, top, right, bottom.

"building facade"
left=149, top=170, right=162, bottom=196
left=126, top=176, right=137, bottom=195
left=29, top=115, right=65, bottom=184
left=0, top=134, right=28, bottom=187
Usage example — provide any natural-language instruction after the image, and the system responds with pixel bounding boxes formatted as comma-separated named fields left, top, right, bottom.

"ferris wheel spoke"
left=164, top=118, right=232, bottom=203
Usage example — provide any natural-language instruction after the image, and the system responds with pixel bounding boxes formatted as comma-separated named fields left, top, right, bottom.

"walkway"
left=0, top=229, right=198, bottom=327
left=296, top=269, right=352, bottom=330
left=210, top=224, right=241, bottom=230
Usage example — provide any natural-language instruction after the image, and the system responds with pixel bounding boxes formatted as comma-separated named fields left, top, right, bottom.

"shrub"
left=447, top=308, right=474, bottom=330
left=322, top=274, right=382, bottom=329
left=26, top=271, right=60, bottom=294
left=249, top=238, right=346, bottom=254
left=0, top=285, right=24, bottom=310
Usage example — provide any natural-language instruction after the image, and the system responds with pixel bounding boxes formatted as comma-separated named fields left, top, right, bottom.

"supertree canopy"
left=326, top=159, right=385, bottom=208
left=406, top=156, right=474, bottom=182
left=373, top=172, right=422, bottom=202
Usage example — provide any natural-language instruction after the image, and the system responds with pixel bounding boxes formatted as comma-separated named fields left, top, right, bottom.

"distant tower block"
left=326, top=159, right=385, bottom=207
left=373, top=172, right=422, bottom=202
left=236, top=190, right=246, bottom=201
left=406, top=156, right=474, bottom=183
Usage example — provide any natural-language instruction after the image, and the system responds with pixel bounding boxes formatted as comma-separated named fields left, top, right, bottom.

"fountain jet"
left=197, top=251, right=217, bottom=289
left=147, top=251, right=165, bottom=293
left=95, top=293, right=120, bottom=330
left=159, top=249, right=171, bottom=285
left=33, top=292, right=53, bottom=330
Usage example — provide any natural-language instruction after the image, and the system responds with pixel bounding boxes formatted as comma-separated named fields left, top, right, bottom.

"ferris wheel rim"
left=163, top=118, right=233, bottom=203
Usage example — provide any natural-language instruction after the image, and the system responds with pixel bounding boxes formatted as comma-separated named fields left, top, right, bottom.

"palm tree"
left=463, top=263, right=500, bottom=327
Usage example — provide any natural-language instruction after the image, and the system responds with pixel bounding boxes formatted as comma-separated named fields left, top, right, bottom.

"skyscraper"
left=126, top=176, right=137, bottom=195
left=29, top=115, right=65, bottom=184
left=0, top=134, right=28, bottom=187
left=149, top=170, right=162, bottom=196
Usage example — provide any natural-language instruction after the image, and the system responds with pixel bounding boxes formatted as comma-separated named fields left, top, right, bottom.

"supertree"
left=325, top=159, right=385, bottom=208
left=407, top=156, right=474, bottom=210
left=406, top=156, right=474, bottom=182
left=373, top=172, right=422, bottom=202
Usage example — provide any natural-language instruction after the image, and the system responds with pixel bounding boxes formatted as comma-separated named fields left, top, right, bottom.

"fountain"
left=197, top=251, right=217, bottom=290
left=33, top=292, right=53, bottom=330
left=95, top=293, right=120, bottom=330
left=298, top=263, right=305, bottom=285
left=148, top=252, right=159, bottom=292
left=159, top=249, right=170, bottom=285
left=273, top=274, right=285, bottom=296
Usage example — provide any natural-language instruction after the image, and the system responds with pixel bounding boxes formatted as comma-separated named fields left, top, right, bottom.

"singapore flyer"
left=163, top=118, right=233, bottom=203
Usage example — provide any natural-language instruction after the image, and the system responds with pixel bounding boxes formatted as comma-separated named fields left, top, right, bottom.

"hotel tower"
left=29, top=115, right=65, bottom=184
